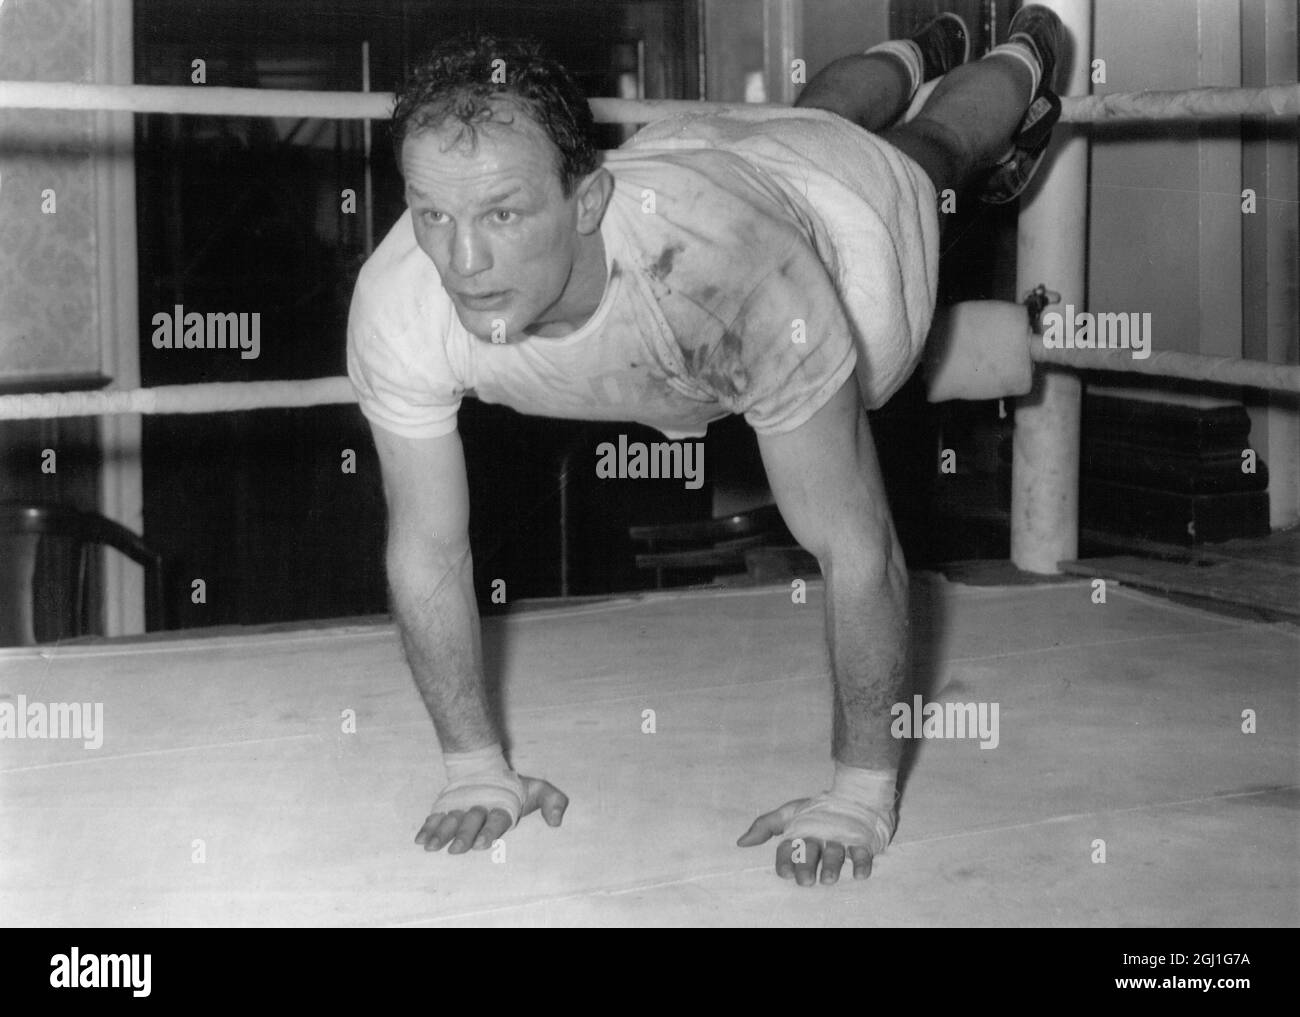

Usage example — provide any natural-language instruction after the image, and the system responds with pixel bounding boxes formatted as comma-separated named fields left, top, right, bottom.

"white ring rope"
left=0, top=378, right=355, bottom=419
left=0, top=80, right=1295, bottom=123
left=1030, top=345, right=1300, bottom=392
left=0, top=346, right=1295, bottom=421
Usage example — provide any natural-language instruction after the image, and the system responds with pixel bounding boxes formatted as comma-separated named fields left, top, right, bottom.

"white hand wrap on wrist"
left=433, top=744, right=526, bottom=828
left=783, top=762, right=898, bottom=855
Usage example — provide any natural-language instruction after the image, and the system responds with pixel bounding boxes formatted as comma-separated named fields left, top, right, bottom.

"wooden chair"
left=0, top=502, right=166, bottom=646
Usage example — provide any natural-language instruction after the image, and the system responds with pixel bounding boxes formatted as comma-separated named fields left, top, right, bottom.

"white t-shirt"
left=347, top=108, right=936, bottom=441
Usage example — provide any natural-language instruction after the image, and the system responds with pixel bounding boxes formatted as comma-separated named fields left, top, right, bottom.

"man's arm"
left=755, top=378, right=908, bottom=771
left=739, top=377, right=909, bottom=884
left=372, top=423, right=494, bottom=751
left=371, top=422, right=569, bottom=852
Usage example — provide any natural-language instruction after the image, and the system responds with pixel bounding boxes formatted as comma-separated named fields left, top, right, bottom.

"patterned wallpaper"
left=0, top=0, right=102, bottom=384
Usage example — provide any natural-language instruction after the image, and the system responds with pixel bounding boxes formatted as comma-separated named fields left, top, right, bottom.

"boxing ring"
left=1, top=2, right=1297, bottom=928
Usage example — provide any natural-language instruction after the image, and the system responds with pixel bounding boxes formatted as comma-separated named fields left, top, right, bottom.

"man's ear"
left=573, top=167, right=613, bottom=235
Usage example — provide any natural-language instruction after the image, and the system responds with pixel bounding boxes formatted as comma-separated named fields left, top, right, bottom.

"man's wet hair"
left=392, top=33, right=601, bottom=197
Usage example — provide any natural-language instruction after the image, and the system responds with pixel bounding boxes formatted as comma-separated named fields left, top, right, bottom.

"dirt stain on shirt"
left=647, top=242, right=685, bottom=283
left=680, top=327, right=749, bottom=402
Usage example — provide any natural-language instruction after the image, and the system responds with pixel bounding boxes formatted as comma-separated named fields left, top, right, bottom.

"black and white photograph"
left=0, top=0, right=1296, bottom=953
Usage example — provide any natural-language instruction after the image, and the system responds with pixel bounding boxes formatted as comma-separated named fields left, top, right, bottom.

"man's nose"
left=449, top=225, right=492, bottom=277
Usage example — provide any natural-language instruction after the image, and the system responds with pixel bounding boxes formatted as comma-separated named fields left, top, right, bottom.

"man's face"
left=402, top=107, right=580, bottom=341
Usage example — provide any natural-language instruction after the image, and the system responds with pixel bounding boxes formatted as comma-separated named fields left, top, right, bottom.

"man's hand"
left=416, top=775, right=569, bottom=854
left=738, top=794, right=894, bottom=886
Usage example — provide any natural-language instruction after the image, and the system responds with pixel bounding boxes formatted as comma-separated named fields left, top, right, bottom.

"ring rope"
left=0, top=81, right=1296, bottom=123
left=0, top=378, right=355, bottom=419
left=1030, top=346, right=1300, bottom=391
left=0, top=346, right=1295, bottom=421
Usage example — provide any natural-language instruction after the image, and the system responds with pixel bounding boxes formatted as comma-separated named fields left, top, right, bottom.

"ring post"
left=1011, top=0, right=1092, bottom=575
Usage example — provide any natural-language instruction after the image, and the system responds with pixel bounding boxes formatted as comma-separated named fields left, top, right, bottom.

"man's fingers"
left=473, top=809, right=513, bottom=850
left=774, top=837, right=796, bottom=879
left=416, top=810, right=464, bottom=851
left=775, top=836, right=823, bottom=885
left=418, top=808, right=510, bottom=852
left=790, top=838, right=822, bottom=887
left=419, top=776, right=566, bottom=855
left=737, top=812, right=781, bottom=847
left=539, top=785, right=569, bottom=827
left=775, top=837, right=859, bottom=885
left=819, top=841, right=846, bottom=884
left=519, top=775, right=569, bottom=827
left=737, top=800, right=806, bottom=847
left=431, top=811, right=465, bottom=851
left=849, top=846, right=875, bottom=881
left=447, top=806, right=488, bottom=854
left=414, top=812, right=445, bottom=847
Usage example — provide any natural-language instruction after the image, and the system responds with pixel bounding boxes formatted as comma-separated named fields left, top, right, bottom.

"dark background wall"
left=132, top=0, right=710, bottom=628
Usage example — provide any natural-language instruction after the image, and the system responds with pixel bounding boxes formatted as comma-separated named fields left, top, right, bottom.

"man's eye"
left=491, top=210, right=516, bottom=223
left=419, top=210, right=446, bottom=225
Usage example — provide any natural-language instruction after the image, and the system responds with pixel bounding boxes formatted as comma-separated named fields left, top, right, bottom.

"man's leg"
left=795, top=14, right=969, bottom=132
left=885, top=4, right=1067, bottom=196
left=882, top=57, right=1033, bottom=195
left=800, top=6, right=1066, bottom=199
left=794, top=53, right=913, bottom=131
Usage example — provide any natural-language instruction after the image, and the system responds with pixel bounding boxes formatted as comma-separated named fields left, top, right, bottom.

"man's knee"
left=795, top=65, right=866, bottom=125
left=795, top=83, right=861, bottom=125
left=881, top=118, right=973, bottom=195
left=795, top=53, right=908, bottom=130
